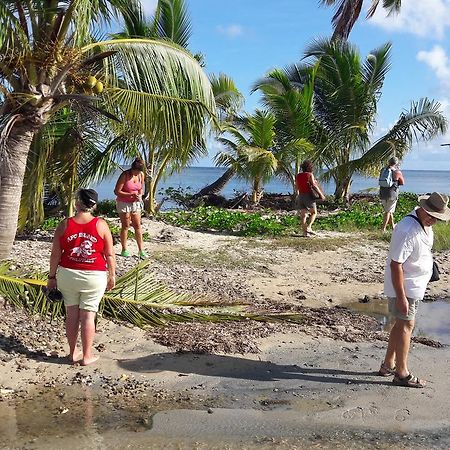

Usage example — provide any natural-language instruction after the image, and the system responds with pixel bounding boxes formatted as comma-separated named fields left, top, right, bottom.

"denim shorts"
left=388, top=297, right=420, bottom=321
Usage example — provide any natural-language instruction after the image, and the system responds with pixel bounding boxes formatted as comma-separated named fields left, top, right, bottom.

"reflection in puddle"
left=346, top=297, right=450, bottom=345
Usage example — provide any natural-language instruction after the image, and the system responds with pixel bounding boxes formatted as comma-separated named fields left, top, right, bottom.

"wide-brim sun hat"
left=418, top=192, right=450, bottom=221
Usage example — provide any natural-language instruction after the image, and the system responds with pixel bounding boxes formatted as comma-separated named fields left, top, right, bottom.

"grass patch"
left=434, top=221, right=450, bottom=252
left=257, top=235, right=354, bottom=252
left=152, top=246, right=268, bottom=270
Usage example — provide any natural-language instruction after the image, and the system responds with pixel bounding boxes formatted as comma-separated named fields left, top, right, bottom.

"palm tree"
left=320, top=0, right=402, bottom=40
left=0, top=1, right=215, bottom=259
left=301, top=38, right=447, bottom=200
left=216, top=110, right=279, bottom=205
left=106, top=1, right=243, bottom=213
left=252, top=68, right=317, bottom=196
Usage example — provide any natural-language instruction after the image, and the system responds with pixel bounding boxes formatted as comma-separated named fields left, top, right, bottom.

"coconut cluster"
left=84, top=75, right=104, bottom=94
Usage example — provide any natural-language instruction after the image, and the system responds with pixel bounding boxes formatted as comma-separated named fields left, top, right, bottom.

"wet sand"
left=1, top=218, right=450, bottom=448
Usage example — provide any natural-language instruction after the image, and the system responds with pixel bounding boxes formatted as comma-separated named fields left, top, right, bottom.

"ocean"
left=94, top=167, right=450, bottom=205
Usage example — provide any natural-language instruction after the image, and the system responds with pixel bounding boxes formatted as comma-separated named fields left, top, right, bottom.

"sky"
left=140, top=0, right=450, bottom=171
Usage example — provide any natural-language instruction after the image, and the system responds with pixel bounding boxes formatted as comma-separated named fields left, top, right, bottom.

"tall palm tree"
left=320, top=0, right=402, bottom=40
left=301, top=38, right=447, bottom=200
left=107, top=1, right=243, bottom=213
left=0, top=1, right=215, bottom=259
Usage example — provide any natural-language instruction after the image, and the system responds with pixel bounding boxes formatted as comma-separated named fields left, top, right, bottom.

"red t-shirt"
left=59, top=217, right=107, bottom=271
left=296, top=172, right=313, bottom=194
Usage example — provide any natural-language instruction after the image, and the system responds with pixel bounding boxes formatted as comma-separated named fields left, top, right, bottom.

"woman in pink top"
left=114, top=157, right=147, bottom=258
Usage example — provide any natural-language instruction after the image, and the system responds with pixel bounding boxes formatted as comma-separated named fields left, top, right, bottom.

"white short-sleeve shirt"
left=384, top=209, right=433, bottom=300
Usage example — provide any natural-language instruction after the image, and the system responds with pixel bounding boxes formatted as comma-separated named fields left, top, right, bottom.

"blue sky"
left=141, top=0, right=450, bottom=171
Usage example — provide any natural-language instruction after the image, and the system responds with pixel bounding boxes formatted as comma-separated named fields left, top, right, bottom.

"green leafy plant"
left=0, top=261, right=305, bottom=327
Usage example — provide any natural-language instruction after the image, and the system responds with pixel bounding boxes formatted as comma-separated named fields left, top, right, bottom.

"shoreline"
left=1, top=218, right=450, bottom=448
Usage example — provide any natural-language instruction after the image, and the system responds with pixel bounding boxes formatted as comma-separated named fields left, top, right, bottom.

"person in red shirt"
left=114, top=157, right=147, bottom=258
left=295, top=160, right=325, bottom=237
left=47, top=189, right=116, bottom=366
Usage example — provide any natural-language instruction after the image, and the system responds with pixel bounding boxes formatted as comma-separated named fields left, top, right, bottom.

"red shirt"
left=59, top=217, right=107, bottom=271
left=296, top=172, right=313, bottom=194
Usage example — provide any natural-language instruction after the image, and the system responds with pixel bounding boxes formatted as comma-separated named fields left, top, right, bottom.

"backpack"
left=378, top=167, right=394, bottom=188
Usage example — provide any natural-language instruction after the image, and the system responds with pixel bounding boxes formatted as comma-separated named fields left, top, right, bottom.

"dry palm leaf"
left=0, top=260, right=304, bottom=327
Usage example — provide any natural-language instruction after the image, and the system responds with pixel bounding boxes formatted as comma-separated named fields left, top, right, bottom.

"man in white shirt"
left=379, top=192, right=450, bottom=388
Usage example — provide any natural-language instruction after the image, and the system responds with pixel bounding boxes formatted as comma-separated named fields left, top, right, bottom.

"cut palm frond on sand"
left=0, top=261, right=304, bottom=327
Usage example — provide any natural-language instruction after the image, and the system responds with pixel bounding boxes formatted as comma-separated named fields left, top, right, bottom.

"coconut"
left=93, top=81, right=104, bottom=94
left=85, top=75, right=97, bottom=88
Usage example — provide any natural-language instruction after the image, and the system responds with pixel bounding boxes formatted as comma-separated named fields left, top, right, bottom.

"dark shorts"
left=296, top=193, right=316, bottom=210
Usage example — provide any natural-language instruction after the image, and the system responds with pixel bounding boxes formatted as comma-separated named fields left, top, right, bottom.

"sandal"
left=378, top=363, right=396, bottom=377
left=392, top=373, right=426, bottom=388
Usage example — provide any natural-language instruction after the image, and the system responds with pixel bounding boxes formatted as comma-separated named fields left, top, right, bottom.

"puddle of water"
left=346, top=297, right=450, bottom=345
left=2, top=384, right=450, bottom=449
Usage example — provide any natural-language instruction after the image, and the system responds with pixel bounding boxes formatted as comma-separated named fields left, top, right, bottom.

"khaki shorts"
left=57, top=267, right=108, bottom=312
left=116, top=200, right=142, bottom=214
left=388, top=297, right=420, bottom=321
left=381, top=198, right=397, bottom=213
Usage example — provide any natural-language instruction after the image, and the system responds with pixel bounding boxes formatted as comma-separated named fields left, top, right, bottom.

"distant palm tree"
left=0, top=0, right=215, bottom=259
left=216, top=110, right=279, bottom=204
left=320, top=0, right=402, bottom=40
left=301, top=38, right=447, bottom=200
left=252, top=68, right=317, bottom=195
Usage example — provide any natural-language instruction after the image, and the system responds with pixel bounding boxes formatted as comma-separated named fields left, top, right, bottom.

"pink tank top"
left=116, top=171, right=142, bottom=203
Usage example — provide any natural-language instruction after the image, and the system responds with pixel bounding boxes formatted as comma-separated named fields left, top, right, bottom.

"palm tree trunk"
left=0, top=124, right=36, bottom=259
left=193, top=167, right=235, bottom=197
left=334, top=176, right=352, bottom=201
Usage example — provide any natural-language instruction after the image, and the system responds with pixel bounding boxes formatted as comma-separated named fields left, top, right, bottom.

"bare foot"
left=81, top=355, right=99, bottom=366
left=68, top=351, right=83, bottom=365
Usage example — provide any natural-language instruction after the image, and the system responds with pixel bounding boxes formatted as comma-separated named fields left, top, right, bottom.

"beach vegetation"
left=216, top=110, right=281, bottom=205
left=160, top=193, right=450, bottom=251
left=252, top=68, right=317, bottom=195
left=298, top=39, right=447, bottom=201
left=0, top=0, right=216, bottom=259
left=0, top=260, right=305, bottom=327
left=152, top=246, right=271, bottom=271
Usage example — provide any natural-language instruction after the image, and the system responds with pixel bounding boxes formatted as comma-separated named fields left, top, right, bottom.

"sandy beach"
left=1, top=217, right=450, bottom=449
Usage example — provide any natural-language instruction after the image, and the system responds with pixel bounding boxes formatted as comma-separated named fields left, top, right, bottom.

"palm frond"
left=157, top=0, right=192, bottom=47
left=0, top=260, right=305, bottom=327
left=81, top=38, right=216, bottom=150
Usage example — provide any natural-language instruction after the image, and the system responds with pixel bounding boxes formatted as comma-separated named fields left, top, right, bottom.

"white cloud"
left=216, top=24, right=244, bottom=38
left=140, top=0, right=158, bottom=16
left=369, top=0, right=450, bottom=39
left=417, top=45, right=450, bottom=91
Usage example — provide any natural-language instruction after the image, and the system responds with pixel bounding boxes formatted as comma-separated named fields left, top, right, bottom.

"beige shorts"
left=56, top=267, right=108, bottom=312
left=116, top=200, right=142, bottom=214
left=381, top=198, right=397, bottom=213
left=388, top=297, right=420, bottom=321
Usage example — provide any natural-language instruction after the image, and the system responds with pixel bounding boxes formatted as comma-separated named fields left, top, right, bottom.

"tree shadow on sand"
left=118, top=352, right=391, bottom=386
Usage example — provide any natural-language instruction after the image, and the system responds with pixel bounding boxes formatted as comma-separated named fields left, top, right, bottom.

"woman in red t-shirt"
left=295, top=160, right=325, bottom=237
left=47, top=189, right=116, bottom=366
